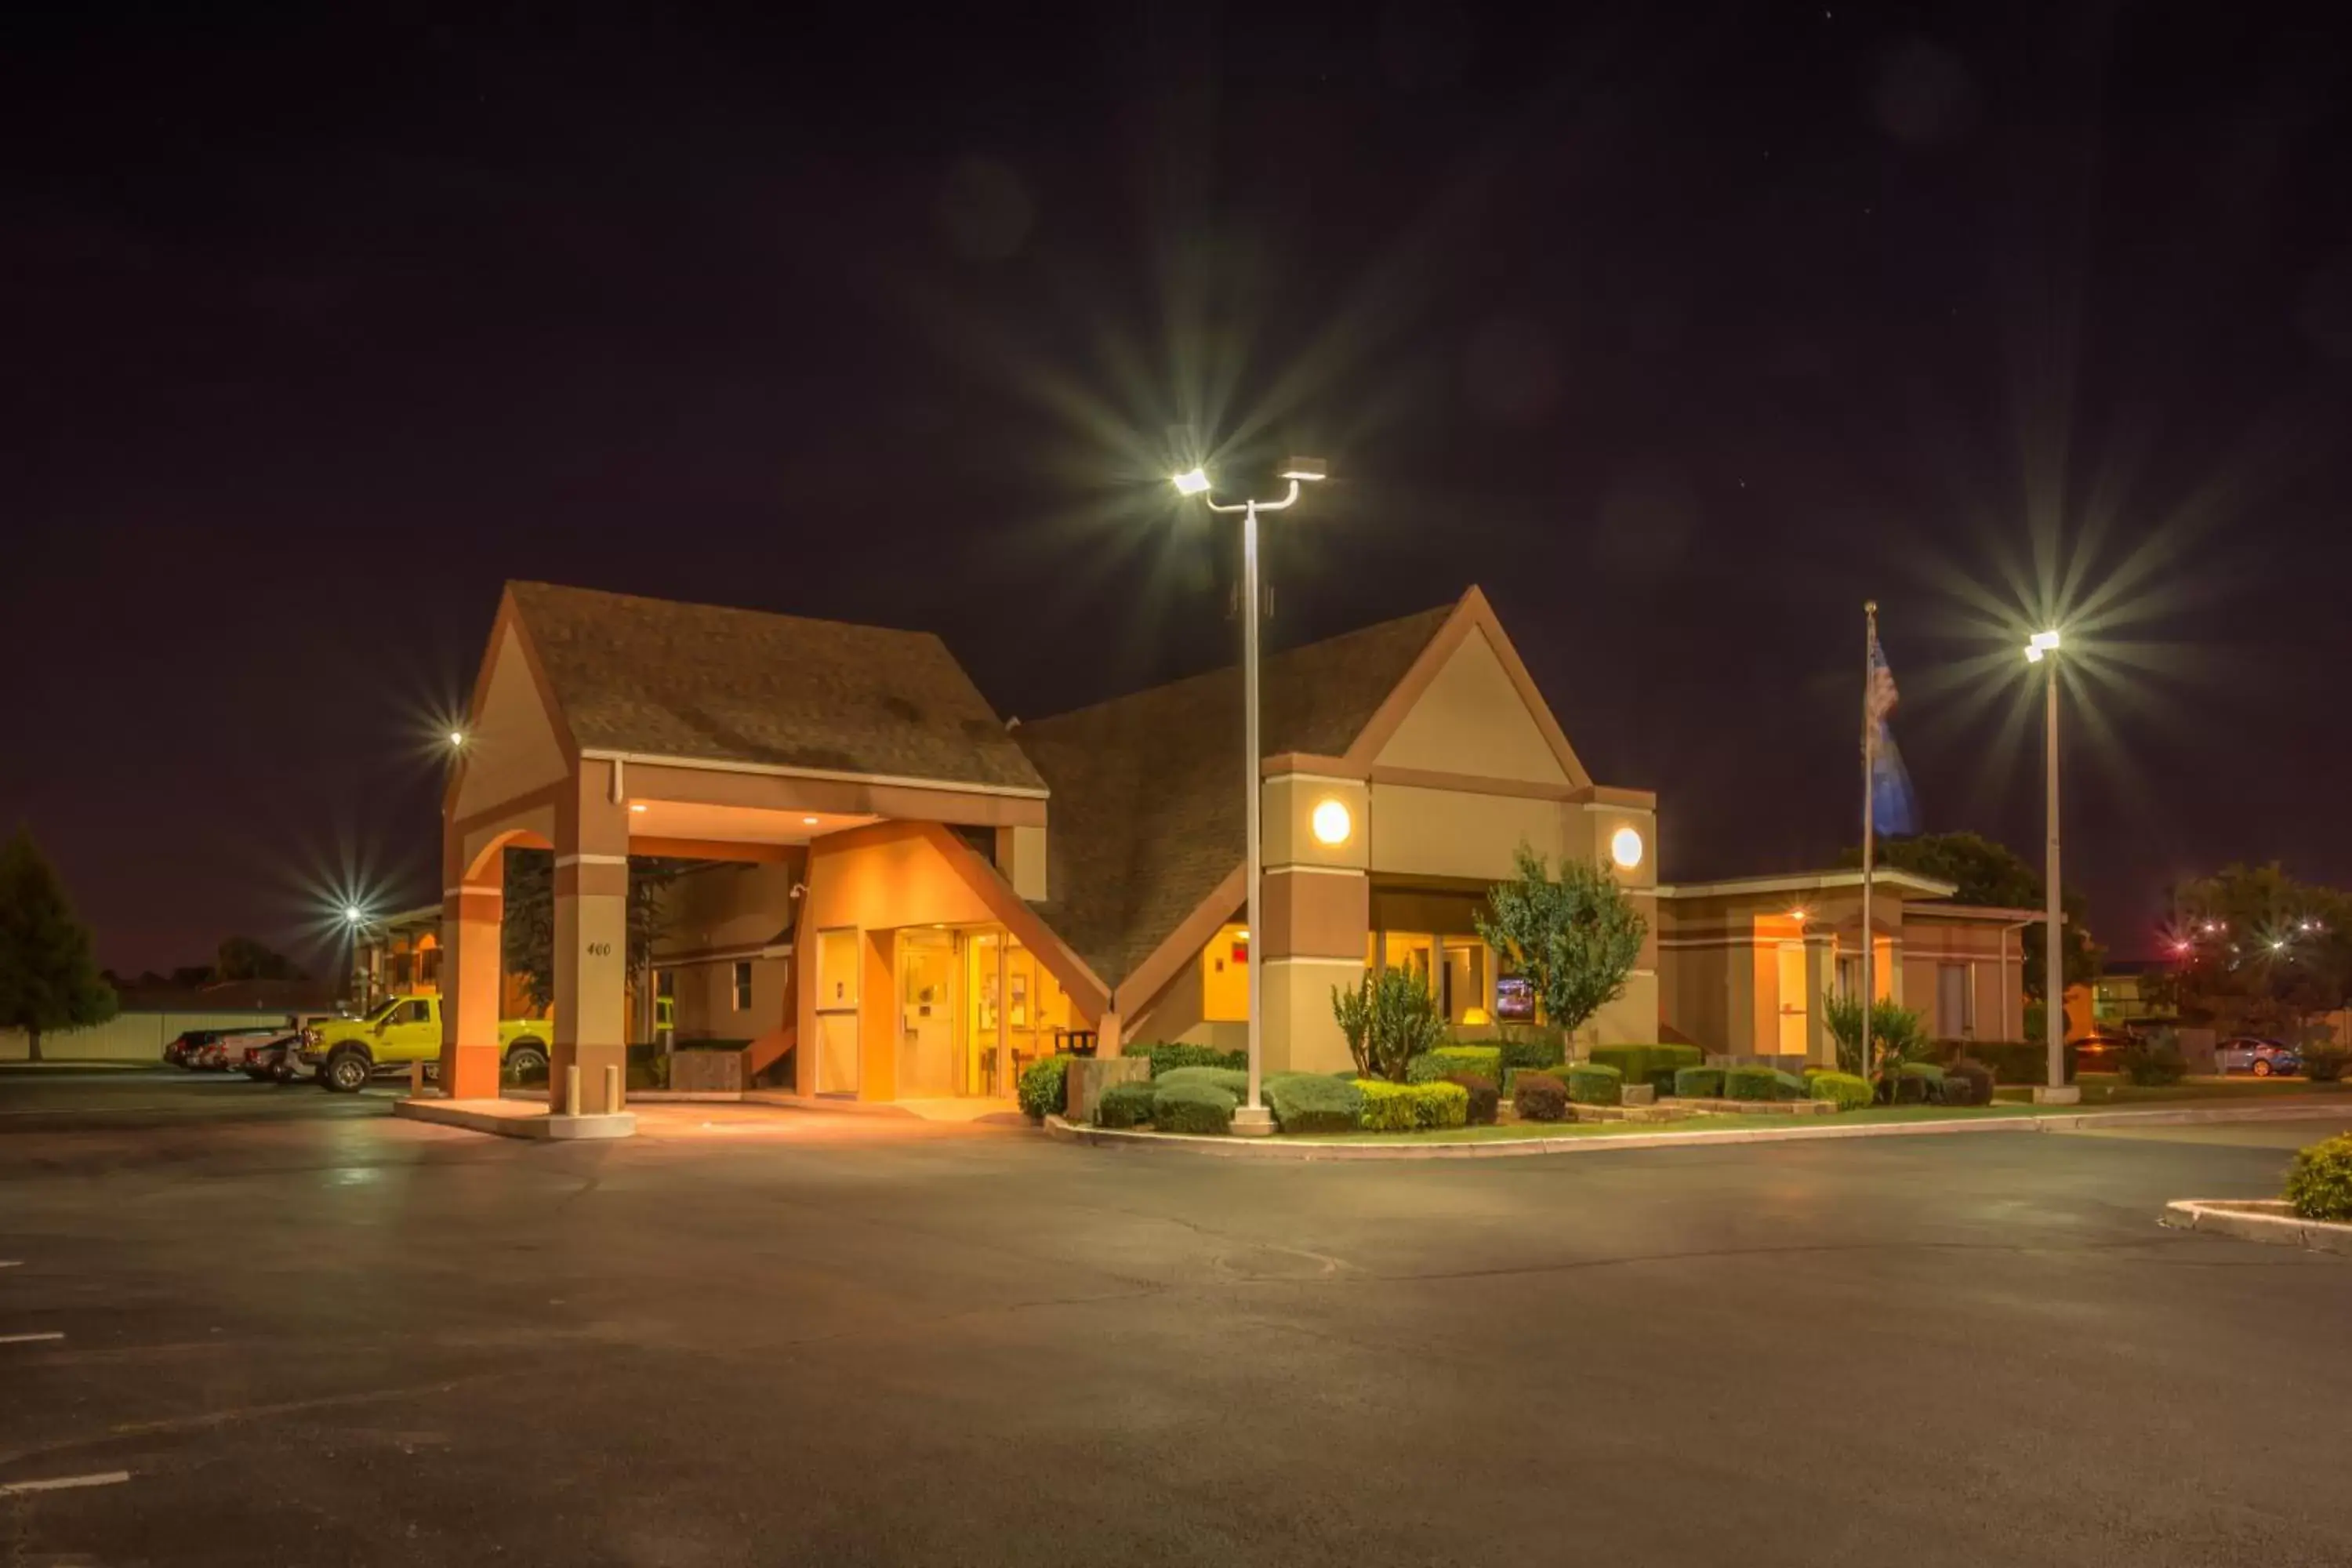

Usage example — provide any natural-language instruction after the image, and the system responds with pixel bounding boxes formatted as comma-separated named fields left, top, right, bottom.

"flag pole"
left=1860, top=601, right=1878, bottom=1084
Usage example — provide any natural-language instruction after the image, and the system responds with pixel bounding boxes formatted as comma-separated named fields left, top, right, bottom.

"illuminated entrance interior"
left=893, top=924, right=1073, bottom=1098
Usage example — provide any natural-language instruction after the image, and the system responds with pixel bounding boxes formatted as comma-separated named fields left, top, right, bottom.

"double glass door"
left=897, top=925, right=1075, bottom=1099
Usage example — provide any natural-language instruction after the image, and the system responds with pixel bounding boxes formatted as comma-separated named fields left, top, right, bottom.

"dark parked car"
left=2067, top=1025, right=2143, bottom=1074
left=2216, top=1036, right=2302, bottom=1076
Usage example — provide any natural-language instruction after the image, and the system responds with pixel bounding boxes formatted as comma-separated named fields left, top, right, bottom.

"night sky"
left=6, top=2, right=2349, bottom=975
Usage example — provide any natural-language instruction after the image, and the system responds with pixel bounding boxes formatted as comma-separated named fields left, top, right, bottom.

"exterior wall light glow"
left=1610, top=826, right=1645, bottom=870
left=629, top=803, right=648, bottom=814
left=1310, top=797, right=1353, bottom=846
left=447, top=729, right=467, bottom=748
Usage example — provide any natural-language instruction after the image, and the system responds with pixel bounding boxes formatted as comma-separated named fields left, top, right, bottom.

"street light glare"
left=1171, top=466, right=1211, bottom=495
left=1278, top=456, right=1327, bottom=483
left=343, top=905, right=365, bottom=925
left=2024, top=630, right=2060, bottom=663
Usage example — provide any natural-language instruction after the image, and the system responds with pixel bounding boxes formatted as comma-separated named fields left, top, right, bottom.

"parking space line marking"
left=0, top=1261, right=20, bottom=1268
left=0, top=1471, right=131, bottom=1496
left=0, top=1332, right=65, bottom=1345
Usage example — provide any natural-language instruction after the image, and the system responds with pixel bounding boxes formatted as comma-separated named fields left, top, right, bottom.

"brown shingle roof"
left=1015, top=601, right=1457, bottom=989
left=508, top=582, right=1046, bottom=792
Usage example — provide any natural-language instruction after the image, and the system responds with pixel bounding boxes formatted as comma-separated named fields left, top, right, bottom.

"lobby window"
left=732, top=960, right=753, bottom=1012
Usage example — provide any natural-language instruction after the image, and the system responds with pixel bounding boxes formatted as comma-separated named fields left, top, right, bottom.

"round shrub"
left=1017, top=1055, right=1074, bottom=1122
left=1354, top=1080, right=1469, bottom=1131
left=1722, top=1065, right=1778, bottom=1102
left=1446, top=1072, right=1500, bottom=1127
left=1412, top=1081, right=1471, bottom=1129
left=2285, top=1132, right=2352, bottom=1221
left=1943, top=1058, right=1994, bottom=1107
left=1566, top=1063, right=1623, bottom=1106
left=1407, top=1044, right=1504, bottom=1084
left=1151, top=1082, right=1237, bottom=1135
left=1809, top=1070, right=1873, bottom=1112
left=2119, top=1037, right=2187, bottom=1087
left=1154, top=1065, right=1251, bottom=1102
left=1673, top=1065, right=1725, bottom=1099
left=2303, top=1045, right=2349, bottom=1083
left=1513, top=1070, right=1569, bottom=1123
left=1266, top=1073, right=1363, bottom=1134
left=1497, top=1028, right=1567, bottom=1075
left=1094, top=1080, right=1158, bottom=1129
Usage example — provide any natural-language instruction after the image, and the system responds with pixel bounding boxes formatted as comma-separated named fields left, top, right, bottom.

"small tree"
left=0, top=828, right=118, bottom=1062
left=1331, top=967, right=1447, bottom=1082
left=1823, top=993, right=1928, bottom=1086
left=1475, top=842, right=1646, bottom=1045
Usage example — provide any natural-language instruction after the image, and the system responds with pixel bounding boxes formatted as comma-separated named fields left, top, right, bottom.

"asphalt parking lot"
left=2, top=1070, right=2348, bottom=1566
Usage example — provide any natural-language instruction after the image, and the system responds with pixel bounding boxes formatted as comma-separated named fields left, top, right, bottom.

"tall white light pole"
left=2024, top=630, right=2075, bottom=1102
left=1173, top=456, right=1326, bottom=1136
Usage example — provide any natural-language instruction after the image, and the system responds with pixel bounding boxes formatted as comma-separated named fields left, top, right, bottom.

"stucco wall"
left=1373, top=627, right=1570, bottom=785
left=1368, top=784, right=1565, bottom=880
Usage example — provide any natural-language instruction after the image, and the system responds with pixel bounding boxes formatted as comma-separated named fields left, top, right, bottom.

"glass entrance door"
left=895, top=928, right=959, bottom=1098
left=964, top=929, right=1005, bottom=1097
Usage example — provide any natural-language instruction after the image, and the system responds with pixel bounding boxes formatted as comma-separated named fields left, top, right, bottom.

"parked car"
left=2216, top=1036, right=2302, bottom=1076
left=2067, top=1025, right=2143, bottom=1074
left=191, top=1028, right=284, bottom=1071
left=299, top=994, right=554, bottom=1093
left=237, top=1033, right=302, bottom=1081
left=165, top=1029, right=233, bottom=1068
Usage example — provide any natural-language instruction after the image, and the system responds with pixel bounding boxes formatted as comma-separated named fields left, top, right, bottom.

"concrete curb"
left=395, top=1099, right=636, bottom=1141
left=2161, top=1199, right=2352, bottom=1256
left=1044, top=1100, right=2352, bottom=1162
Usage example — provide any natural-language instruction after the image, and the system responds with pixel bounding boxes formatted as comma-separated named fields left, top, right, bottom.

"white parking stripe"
left=0, top=1331, right=64, bottom=1345
left=0, top=1471, right=131, bottom=1496
left=0, top=1261, right=20, bottom=1268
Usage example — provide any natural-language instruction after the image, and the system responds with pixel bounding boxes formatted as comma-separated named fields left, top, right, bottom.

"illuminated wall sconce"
left=1310, top=797, right=1354, bottom=847
left=1610, top=825, right=1645, bottom=870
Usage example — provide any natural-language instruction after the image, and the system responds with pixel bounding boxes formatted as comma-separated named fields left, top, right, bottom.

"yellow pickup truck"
left=299, top=995, right=555, bottom=1093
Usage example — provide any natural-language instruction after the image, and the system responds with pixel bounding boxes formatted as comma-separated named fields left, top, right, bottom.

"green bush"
left=1494, top=1026, right=1566, bottom=1074
left=1900, top=1062, right=1945, bottom=1086
left=1512, top=1071, right=1569, bottom=1122
left=1129, top=1042, right=1247, bottom=1077
left=1333, top=967, right=1448, bottom=1081
left=1825, top=994, right=1931, bottom=1076
left=1771, top=1069, right=1809, bottom=1101
left=1154, top=1065, right=1251, bottom=1102
left=2285, top=1133, right=2352, bottom=1221
left=1094, top=1081, right=1158, bottom=1129
left=1446, top=1073, right=1500, bottom=1126
left=1407, top=1044, right=1503, bottom=1084
left=1151, top=1082, right=1237, bottom=1135
left=1565, top=1063, right=1622, bottom=1105
left=1931, top=1039, right=2075, bottom=1086
left=1673, top=1065, right=1724, bottom=1098
left=2119, top=1037, right=2187, bottom=1087
left=1017, top=1055, right=1074, bottom=1122
left=1356, top=1079, right=1470, bottom=1131
left=1587, top=1044, right=1704, bottom=1095
left=1809, top=1070, right=1873, bottom=1112
left=1723, top=1065, right=1780, bottom=1102
left=1266, top=1073, right=1363, bottom=1134
left=2303, top=1045, right=2350, bottom=1083
left=1943, top=1058, right=1994, bottom=1107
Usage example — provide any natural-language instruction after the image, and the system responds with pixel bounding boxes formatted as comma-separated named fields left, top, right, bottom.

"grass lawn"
left=1994, top=1073, right=2352, bottom=1108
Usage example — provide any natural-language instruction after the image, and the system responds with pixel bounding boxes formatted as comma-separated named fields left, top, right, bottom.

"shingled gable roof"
left=1012, top=598, right=1458, bottom=991
left=505, top=581, right=1046, bottom=793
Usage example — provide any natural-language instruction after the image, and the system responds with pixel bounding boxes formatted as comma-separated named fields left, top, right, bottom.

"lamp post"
left=2024, top=630, right=2075, bottom=1102
left=341, top=904, right=374, bottom=1014
left=1172, top=456, right=1327, bottom=1135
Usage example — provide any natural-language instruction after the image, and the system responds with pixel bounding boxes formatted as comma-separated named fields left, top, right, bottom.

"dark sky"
left=5, top=2, right=2349, bottom=975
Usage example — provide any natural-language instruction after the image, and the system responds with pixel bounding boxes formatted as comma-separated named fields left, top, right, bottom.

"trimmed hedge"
left=1127, top=1042, right=1247, bottom=1077
left=1944, top=1058, right=1994, bottom=1107
left=1931, top=1038, right=2076, bottom=1086
left=1154, top=1065, right=1251, bottom=1102
left=1673, top=1065, right=1725, bottom=1099
left=1495, top=1029, right=1568, bottom=1074
left=1266, top=1073, right=1364, bottom=1134
left=2285, top=1133, right=2352, bottom=1222
left=1513, top=1071, right=1570, bottom=1122
left=1017, top=1055, right=1075, bottom=1122
left=1407, top=1044, right=1504, bottom=1084
left=1565, top=1062, right=1623, bottom=1106
left=1809, top=1070, right=1873, bottom=1112
left=1588, top=1043, right=1704, bottom=1095
left=1771, top=1069, right=1809, bottom=1100
left=1356, top=1079, right=1471, bottom=1132
left=1446, top=1072, right=1501, bottom=1126
left=1151, top=1082, right=1237, bottom=1135
left=1723, top=1065, right=1780, bottom=1102
left=1094, top=1080, right=1158, bottom=1129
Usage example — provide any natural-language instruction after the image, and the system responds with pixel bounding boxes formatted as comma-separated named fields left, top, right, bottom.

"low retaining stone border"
left=1045, top=1101, right=2352, bottom=1161
left=395, top=1098, right=636, bottom=1141
left=2161, top=1199, right=2352, bottom=1256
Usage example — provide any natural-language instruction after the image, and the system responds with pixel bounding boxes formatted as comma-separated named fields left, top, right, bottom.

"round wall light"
left=1609, top=825, right=1644, bottom=870
left=1310, top=797, right=1354, bottom=847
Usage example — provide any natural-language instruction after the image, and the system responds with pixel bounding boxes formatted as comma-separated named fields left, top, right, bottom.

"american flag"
left=1867, top=630, right=1900, bottom=724
left=1866, top=627, right=1917, bottom=835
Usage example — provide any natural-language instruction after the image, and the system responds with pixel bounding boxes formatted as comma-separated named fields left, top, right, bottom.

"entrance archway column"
left=552, top=764, right=630, bottom=1114
left=438, top=833, right=506, bottom=1099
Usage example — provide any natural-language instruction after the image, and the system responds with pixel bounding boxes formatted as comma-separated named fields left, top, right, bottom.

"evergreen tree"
left=0, top=828, right=118, bottom=1062
left=1475, top=841, right=1647, bottom=1040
